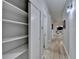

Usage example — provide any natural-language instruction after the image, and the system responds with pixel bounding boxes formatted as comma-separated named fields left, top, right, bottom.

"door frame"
left=28, top=1, right=41, bottom=59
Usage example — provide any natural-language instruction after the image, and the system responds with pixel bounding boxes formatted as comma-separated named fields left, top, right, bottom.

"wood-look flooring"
left=43, top=38, right=68, bottom=59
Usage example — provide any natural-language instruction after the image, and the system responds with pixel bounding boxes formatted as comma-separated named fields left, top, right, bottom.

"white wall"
left=64, top=17, right=70, bottom=53
left=47, top=15, right=52, bottom=45
left=29, top=0, right=52, bottom=59
left=29, top=4, right=41, bottom=59
left=68, top=1, right=76, bottom=59
left=63, top=0, right=76, bottom=59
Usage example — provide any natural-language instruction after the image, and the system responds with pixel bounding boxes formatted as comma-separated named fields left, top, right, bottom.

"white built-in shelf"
left=3, top=35, right=28, bottom=43
left=3, top=0, right=27, bottom=16
left=3, top=19, right=28, bottom=26
left=3, top=0, right=28, bottom=23
left=3, top=44, right=28, bottom=59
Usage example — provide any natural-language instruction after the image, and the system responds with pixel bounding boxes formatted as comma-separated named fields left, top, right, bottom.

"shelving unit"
left=2, top=0, right=29, bottom=59
left=3, top=44, right=28, bottom=59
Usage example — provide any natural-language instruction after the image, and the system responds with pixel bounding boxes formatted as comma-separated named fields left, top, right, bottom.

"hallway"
left=43, top=33, right=69, bottom=59
left=2, top=0, right=76, bottom=59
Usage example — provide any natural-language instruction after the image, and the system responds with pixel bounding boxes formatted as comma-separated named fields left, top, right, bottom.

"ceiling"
left=45, top=0, right=66, bottom=24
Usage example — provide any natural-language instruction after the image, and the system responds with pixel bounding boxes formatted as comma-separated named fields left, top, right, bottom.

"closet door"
left=29, top=2, right=41, bottom=59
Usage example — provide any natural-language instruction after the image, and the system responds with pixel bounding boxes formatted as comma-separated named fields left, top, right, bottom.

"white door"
left=29, top=3, right=41, bottom=59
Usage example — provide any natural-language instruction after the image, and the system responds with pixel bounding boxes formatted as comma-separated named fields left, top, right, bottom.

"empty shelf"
left=2, top=35, right=28, bottom=53
left=2, top=21, right=28, bottom=39
left=3, top=35, right=28, bottom=43
left=2, top=0, right=28, bottom=23
left=3, top=44, right=28, bottom=59
left=3, top=19, right=28, bottom=26
left=5, top=0, right=28, bottom=12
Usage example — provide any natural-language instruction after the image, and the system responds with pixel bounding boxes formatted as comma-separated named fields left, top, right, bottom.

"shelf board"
left=3, top=0, right=27, bottom=16
left=3, top=44, right=28, bottom=59
left=3, top=19, right=28, bottom=25
left=3, top=35, right=28, bottom=43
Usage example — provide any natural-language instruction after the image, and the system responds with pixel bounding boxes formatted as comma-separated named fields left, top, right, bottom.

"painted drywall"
left=69, top=2, right=76, bottom=59
left=29, top=0, right=52, bottom=59
left=63, top=0, right=76, bottom=59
